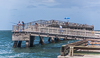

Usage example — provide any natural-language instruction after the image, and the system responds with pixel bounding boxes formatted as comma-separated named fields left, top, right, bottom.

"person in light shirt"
left=59, top=25, right=63, bottom=34
left=17, top=21, right=21, bottom=31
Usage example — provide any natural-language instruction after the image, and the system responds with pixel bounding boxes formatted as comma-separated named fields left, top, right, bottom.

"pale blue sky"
left=0, top=0, right=100, bottom=30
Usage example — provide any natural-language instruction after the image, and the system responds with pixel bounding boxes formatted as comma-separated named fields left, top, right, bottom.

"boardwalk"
left=12, top=20, right=100, bottom=47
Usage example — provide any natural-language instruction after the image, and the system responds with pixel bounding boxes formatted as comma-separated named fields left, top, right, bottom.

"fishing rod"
left=10, top=22, right=17, bottom=24
left=10, top=22, right=27, bottom=25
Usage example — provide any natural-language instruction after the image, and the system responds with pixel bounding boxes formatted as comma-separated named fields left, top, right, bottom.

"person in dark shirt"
left=22, top=21, right=25, bottom=30
left=35, top=23, right=38, bottom=31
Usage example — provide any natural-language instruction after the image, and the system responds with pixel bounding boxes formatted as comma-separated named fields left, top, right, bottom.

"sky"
left=0, top=0, right=100, bottom=30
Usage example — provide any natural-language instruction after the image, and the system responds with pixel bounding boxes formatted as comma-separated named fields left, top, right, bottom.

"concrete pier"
left=12, top=20, right=100, bottom=48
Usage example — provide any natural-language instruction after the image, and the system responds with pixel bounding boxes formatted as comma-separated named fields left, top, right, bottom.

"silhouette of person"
left=22, top=21, right=25, bottom=30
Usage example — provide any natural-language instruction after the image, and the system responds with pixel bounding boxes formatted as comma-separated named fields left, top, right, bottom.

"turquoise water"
left=0, top=30, right=78, bottom=58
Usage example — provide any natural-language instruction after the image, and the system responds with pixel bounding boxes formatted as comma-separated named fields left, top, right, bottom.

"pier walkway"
left=12, top=20, right=100, bottom=47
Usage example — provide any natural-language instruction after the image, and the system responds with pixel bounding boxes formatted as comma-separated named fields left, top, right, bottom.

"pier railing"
left=12, top=20, right=97, bottom=38
left=12, top=24, right=98, bottom=38
left=13, top=20, right=94, bottom=30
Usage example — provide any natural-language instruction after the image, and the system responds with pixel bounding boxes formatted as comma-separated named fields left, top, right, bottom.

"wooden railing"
left=60, top=40, right=88, bottom=56
left=60, top=39, right=100, bottom=56
left=12, top=23, right=98, bottom=38
left=70, top=46, right=100, bottom=56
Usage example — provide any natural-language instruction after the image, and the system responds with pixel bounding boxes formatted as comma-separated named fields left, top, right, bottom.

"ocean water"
left=0, top=30, right=78, bottom=58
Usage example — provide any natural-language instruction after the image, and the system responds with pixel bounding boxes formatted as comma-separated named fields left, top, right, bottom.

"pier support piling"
left=69, top=46, right=74, bottom=56
left=18, top=41, right=22, bottom=47
left=84, top=37, right=85, bottom=39
left=13, top=41, right=18, bottom=48
left=48, top=37, right=51, bottom=42
left=63, top=36, right=67, bottom=40
left=39, top=36, right=45, bottom=45
left=51, top=37, right=55, bottom=43
left=57, top=38, right=60, bottom=42
left=54, top=38, right=57, bottom=41
left=25, top=41, right=29, bottom=48
left=75, top=37, right=76, bottom=40
left=30, top=36, right=35, bottom=47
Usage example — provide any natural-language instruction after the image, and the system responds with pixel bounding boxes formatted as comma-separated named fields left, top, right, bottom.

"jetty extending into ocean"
left=12, top=20, right=100, bottom=48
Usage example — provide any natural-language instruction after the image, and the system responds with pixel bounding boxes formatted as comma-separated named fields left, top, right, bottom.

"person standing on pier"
left=17, top=21, right=21, bottom=31
left=22, top=21, right=25, bottom=30
left=35, top=23, right=38, bottom=31
left=59, top=25, right=63, bottom=34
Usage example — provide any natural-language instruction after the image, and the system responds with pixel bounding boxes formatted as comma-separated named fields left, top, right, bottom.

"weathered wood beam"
left=69, top=46, right=74, bottom=56
left=60, top=45, right=69, bottom=56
